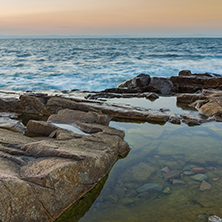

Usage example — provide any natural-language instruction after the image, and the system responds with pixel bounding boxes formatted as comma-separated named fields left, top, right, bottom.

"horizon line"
left=0, top=34, right=222, bottom=39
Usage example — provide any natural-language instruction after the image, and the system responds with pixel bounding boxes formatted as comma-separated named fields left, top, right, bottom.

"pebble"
left=192, top=167, right=206, bottom=174
left=206, top=166, right=216, bottom=171
left=191, top=174, right=208, bottom=182
left=199, top=181, right=211, bottom=191
left=172, top=179, right=185, bottom=185
left=161, top=166, right=170, bottom=173
left=162, top=187, right=171, bottom=194
left=163, top=170, right=180, bottom=181
left=183, top=171, right=195, bottom=176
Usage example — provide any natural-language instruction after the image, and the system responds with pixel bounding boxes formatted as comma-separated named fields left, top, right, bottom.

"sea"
left=0, top=38, right=222, bottom=91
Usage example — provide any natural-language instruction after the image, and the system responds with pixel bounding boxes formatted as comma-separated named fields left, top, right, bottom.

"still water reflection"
left=58, top=121, right=222, bottom=222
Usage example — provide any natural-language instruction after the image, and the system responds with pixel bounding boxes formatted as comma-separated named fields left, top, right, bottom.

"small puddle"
left=108, top=96, right=197, bottom=116
left=51, top=122, right=90, bottom=136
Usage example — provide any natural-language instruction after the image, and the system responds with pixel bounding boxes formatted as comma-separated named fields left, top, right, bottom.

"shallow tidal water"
left=57, top=120, right=222, bottom=222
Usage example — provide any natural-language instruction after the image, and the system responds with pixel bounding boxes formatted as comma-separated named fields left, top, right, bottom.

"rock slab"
left=0, top=109, right=130, bottom=222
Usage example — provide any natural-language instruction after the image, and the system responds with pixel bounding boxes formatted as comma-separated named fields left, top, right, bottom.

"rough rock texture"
left=80, top=100, right=171, bottom=124
left=145, top=77, right=175, bottom=95
left=199, top=98, right=222, bottom=119
left=177, top=93, right=208, bottom=104
left=46, top=96, right=97, bottom=114
left=0, top=110, right=130, bottom=222
left=118, top=70, right=222, bottom=94
left=178, top=70, right=192, bottom=76
left=0, top=95, right=49, bottom=116
left=118, top=73, right=151, bottom=91
left=25, top=120, right=59, bottom=137
left=19, top=95, right=49, bottom=115
left=178, top=89, right=222, bottom=122
left=171, top=72, right=222, bottom=93
left=145, top=92, right=159, bottom=100
left=48, top=108, right=111, bottom=126
left=119, top=74, right=174, bottom=95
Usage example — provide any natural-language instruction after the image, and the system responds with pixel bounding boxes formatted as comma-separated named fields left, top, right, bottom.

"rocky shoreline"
left=0, top=70, right=222, bottom=221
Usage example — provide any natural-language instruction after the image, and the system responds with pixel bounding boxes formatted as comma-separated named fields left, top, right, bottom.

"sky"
left=0, top=0, right=222, bottom=37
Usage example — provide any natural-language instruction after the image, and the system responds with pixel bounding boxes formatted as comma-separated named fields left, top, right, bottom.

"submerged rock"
left=131, top=162, right=155, bottom=181
left=191, top=174, right=208, bottom=182
left=136, top=183, right=163, bottom=193
left=172, top=179, right=185, bottom=185
left=119, top=197, right=135, bottom=206
left=162, top=187, right=171, bottom=194
left=192, top=167, right=206, bottom=174
left=163, top=170, right=180, bottom=181
left=161, top=166, right=171, bottom=173
left=183, top=171, right=195, bottom=176
left=199, top=181, right=211, bottom=191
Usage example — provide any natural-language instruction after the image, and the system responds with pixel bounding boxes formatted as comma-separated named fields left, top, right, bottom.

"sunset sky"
left=0, top=0, right=222, bottom=37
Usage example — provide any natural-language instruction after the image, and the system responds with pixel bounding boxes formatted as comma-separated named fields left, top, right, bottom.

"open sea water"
left=0, top=38, right=222, bottom=91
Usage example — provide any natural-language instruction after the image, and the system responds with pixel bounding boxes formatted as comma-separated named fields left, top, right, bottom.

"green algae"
left=58, top=121, right=222, bottom=222
left=56, top=175, right=108, bottom=222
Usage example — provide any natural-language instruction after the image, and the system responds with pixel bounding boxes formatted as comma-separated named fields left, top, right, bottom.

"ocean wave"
left=0, top=38, right=221, bottom=91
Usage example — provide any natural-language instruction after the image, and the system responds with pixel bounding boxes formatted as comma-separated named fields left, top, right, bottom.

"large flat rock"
left=0, top=122, right=130, bottom=221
